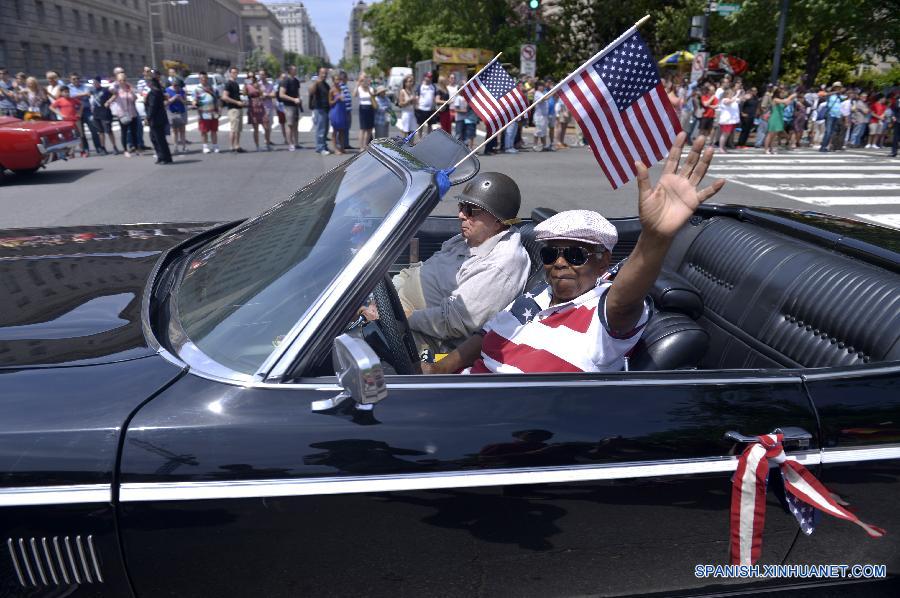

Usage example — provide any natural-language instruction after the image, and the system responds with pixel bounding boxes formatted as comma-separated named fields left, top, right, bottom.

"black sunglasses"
left=458, top=202, right=486, bottom=218
left=539, top=245, right=602, bottom=267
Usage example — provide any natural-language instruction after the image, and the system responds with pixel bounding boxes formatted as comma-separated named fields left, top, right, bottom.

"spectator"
left=133, top=67, right=151, bottom=151
left=736, top=87, right=758, bottom=147
left=337, top=71, right=353, bottom=148
left=89, top=76, right=116, bottom=154
left=764, top=87, right=797, bottom=154
left=167, top=67, right=184, bottom=89
left=108, top=72, right=140, bottom=157
left=717, top=89, right=739, bottom=153
left=257, top=70, right=276, bottom=151
left=222, top=67, right=246, bottom=153
left=194, top=71, right=220, bottom=154
left=789, top=95, right=808, bottom=149
left=373, top=85, right=393, bottom=140
left=889, top=95, right=898, bottom=158
left=850, top=92, right=870, bottom=147
left=279, top=65, right=302, bottom=150
left=329, top=72, right=348, bottom=154
left=698, top=84, right=717, bottom=139
left=398, top=74, right=417, bottom=138
left=818, top=82, right=843, bottom=152
left=243, top=72, right=266, bottom=152
left=49, top=85, right=80, bottom=123
left=67, top=72, right=101, bottom=157
left=165, top=77, right=188, bottom=154
left=273, top=72, right=289, bottom=146
left=831, top=91, right=852, bottom=151
left=0, top=67, right=17, bottom=117
left=452, top=82, right=467, bottom=141
left=308, top=66, right=330, bottom=155
left=754, top=84, right=774, bottom=148
left=23, top=76, right=47, bottom=120
left=145, top=69, right=172, bottom=165
left=447, top=72, right=459, bottom=124
left=555, top=97, right=571, bottom=149
left=532, top=80, right=551, bottom=151
left=435, top=75, right=452, bottom=134
left=504, top=114, right=520, bottom=154
left=415, top=72, right=435, bottom=139
left=355, top=73, right=375, bottom=148
left=45, top=71, right=63, bottom=104
left=457, top=95, right=478, bottom=150
left=13, top=72, right=29, bottom=118
left=547, top=79, right=557, bottom=147
left=868, top=95, right=888, bottom=149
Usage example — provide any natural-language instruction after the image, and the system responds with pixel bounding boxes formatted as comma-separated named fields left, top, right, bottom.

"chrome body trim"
left=7, top=538, right=26, bottom=587
left=64, top=536, right=81, bottom=584
left=87, top=535, right=103, bottom=582
left=53, top=537, right=70, bottom=584
left=800, top=362, right=900, bottom=381
left=36, top=138, right=80, bottom=155
left=29, top=537, right=48, bottom=585
left=0, top=484, right=109, bottom=507
left=41, top=537, right=59, bottom=585
left=18, top=538, right=36, bottom=586
left=76, top=535, right=92, bottom=583
left=117, top=449, right=879, bottom=503
left=821, top=445, right=900, bottom=464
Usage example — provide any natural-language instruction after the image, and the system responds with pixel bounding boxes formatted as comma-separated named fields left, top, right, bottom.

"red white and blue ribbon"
left=730, top=433, right=885, bottom=565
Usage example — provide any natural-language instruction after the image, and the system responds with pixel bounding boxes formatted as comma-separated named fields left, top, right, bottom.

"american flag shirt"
left=469, top=280, right=650, bottom=374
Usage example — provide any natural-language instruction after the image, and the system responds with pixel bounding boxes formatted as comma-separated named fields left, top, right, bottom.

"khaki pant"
left=392, top=262, right=426, bottom=315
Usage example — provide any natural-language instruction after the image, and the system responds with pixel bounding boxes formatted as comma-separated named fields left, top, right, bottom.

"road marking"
left=711, top=165, right=900, bottom=172
left=744, top=184, right=900, bottom=192
left=855, top=213, right=900, bottom=229
left=722, top=173, right=900, bottom=179
left=778, top=195, right=900, bottom=206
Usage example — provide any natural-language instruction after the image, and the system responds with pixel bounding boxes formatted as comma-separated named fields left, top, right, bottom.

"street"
left=1, top=113, right=898, bottom=230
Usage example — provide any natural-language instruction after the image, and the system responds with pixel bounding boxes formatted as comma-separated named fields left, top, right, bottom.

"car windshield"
left=184, top=75, right=199, bottom=86
left=176, top=153, right=406, bottom=374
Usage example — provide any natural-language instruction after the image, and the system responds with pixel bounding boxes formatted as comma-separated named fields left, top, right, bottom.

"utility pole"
left=701, top=0, right=712, bottom=53
left=771, top=0, right=790, bottom=85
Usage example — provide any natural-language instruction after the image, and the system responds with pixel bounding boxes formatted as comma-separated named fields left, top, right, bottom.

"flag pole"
left=407, top=52, right=503, bottom=141
left=453, top=15, right=651, bottom=169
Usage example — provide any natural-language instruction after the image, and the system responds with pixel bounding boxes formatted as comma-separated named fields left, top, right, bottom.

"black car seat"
left=518, top=207, right=557, bottom=290
left=630, top=272, right=710, bottom=370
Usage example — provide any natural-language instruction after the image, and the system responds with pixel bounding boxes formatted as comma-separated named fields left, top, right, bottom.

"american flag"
left=460, top=61, right=528, bottom=136
left=559, top=31, right=681, bottom=189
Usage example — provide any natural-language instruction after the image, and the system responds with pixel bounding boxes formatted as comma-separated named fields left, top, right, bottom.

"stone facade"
left=239, top=0, right=284, bottom=65
left=152, top=0, right=244, bottom=72
left=266, top=2, right=327, bottom=62
left=0, top=0, right=150, bottom=77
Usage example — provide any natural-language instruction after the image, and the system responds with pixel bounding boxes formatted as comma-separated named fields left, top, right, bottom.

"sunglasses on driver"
left=457, top=202, right=486, bottom=218
left=539, top=245, right=603, bottom=267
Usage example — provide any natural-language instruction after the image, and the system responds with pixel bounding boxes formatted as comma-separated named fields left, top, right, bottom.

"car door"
left=783, top=365, right=900, bottom=575
left=117, top=368, right=816, bottom=597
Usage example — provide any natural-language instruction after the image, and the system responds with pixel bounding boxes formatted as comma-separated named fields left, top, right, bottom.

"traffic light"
left=689, top=15, right=706, bottom=40
left=529, top=0, right=541, bottom=9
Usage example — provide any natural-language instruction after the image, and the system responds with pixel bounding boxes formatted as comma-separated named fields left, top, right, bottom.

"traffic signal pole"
left=771, top=0, right=790, bottom=84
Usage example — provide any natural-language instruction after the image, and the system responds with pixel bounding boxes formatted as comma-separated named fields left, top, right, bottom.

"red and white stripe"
left=559, top=69, right=680, bottom=189
left=730, top=433, right=884, bottom=565
left=461, top=79, right=527, bottom=136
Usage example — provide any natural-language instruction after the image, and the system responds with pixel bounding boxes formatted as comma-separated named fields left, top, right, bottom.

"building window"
left=134, top=0, right=140, bottom=9
left=42, top=45, right=52, bottom=72
left=88, top=14, right=95, bottom=33
left=61, top=46, right=70, bottom=75
left=92, top=49, right=100, bottom=73
left=102, top=17, right=109, bottom=35
left=125, top=23, right=131, bottom=37
left=21, top=42, right=31, bottom=72
left=55, top=4, right=63, bottom=26
left=106, top=51, right=113, bottom=70
left=73, top=9, right=81, bottom=30
left=14, top=0, right=23, bottom=20
left=78, top=48, right=86, bottom=73
left=36, top=1, right=45, bottom=21
left=0, top=42, right=6, bottom=68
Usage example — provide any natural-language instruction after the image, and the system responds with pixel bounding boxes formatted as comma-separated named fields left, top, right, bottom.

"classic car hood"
left=0, top=222, right=220, bottom=368
left=0, top=115, right=74, bottom=135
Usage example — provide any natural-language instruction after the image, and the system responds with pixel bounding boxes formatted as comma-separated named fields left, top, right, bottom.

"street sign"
left=717, top=3, right=740, bottom=14
left=690, top=51, right=707, bottom=83
left=520, top=44, right=536, bottom=77
left=688, top=42, right=702, bottom=54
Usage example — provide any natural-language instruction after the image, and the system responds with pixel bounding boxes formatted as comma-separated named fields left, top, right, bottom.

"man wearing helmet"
left=386, top=172, right=531, bottom=352
left=424, top=133, right=725, bottom=374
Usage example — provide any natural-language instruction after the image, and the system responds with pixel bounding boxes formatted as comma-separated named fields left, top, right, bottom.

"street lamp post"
left=147, top=0, right=189, bottom=69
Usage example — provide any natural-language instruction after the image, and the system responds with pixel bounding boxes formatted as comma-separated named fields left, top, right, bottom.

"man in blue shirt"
left=819, top=82, right=844, bottom=152
left=68, top=73, right=102, bottom=156
left=339, top=71, right=353, bottom=149
left=0, top=68, right=18, bottom=117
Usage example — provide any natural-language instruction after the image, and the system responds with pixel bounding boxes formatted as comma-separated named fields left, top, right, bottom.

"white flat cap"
left=534, top=209, right=618, bottom=253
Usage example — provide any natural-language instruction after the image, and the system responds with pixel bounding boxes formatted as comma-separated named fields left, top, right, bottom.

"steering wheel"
left=372, top=275, right=422, bottom=375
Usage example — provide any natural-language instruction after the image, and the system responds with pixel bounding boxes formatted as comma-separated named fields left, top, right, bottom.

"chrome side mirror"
left=311, top=334, right=387, bottom=412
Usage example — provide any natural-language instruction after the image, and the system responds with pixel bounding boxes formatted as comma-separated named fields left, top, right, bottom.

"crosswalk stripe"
left=708, top=159, right=871, bottom=165
left=778, top=195, right=900, bottom=207
left=723, top=173, right=900, bottom=179
left=855, top=214, right=900, bottom=228
left=747, top=184, right=900, bottom=192
left=711, top=166, right=900, bottom=172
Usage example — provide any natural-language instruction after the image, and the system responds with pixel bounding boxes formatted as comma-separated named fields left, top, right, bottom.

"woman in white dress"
left=398, top=75, right=417, bottom=137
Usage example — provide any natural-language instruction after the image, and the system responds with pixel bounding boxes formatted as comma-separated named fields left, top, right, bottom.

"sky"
left=263, top=0, right=365, bottom=64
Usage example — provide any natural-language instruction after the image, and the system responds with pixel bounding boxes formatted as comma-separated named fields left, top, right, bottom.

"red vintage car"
left=0, top=116, right=80, bottom=176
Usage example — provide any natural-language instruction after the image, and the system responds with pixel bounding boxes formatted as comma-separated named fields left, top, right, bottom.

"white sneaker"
left=874, top=145, right=881, bottom=149
left=504, top=148, right=519, bottom=154
left=319, top=149, right=331, bottom=156
left=865, top=144, right=872, bottom=148
left=203, top=144, right=210, bottom=154
left=213, top=145, right=220, bottom=153
left=288, top=145, right=296, bottom=152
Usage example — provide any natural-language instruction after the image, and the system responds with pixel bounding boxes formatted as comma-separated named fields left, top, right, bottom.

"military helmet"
left=456, top=172, right=522, bottom=225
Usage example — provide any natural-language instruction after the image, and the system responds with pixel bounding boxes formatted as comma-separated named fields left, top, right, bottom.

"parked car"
left=0, top=131, right=898, bottom=596
left=0, top=116, right=80, bottom=178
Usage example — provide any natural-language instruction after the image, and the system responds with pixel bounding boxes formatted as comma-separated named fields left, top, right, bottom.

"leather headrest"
left=651, top=271, right=704, bottom=319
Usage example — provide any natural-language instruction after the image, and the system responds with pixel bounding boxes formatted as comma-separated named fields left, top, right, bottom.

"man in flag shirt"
left=559, top=31, right=681, bottom=189
left=423, top=132, right=725, bottom=374
left=460, top=61, right=528, bottom=136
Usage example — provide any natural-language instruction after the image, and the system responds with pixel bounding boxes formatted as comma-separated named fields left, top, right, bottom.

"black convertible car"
left=2, top=131, right=899, bottom=597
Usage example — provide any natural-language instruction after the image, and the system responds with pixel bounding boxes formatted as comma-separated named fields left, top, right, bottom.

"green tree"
left=283, top=52, right=330, bottom=77
left=245, top=48, right=281, bottom=77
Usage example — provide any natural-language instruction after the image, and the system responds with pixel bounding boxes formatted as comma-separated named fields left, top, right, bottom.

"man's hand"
left=635, top=132, right=725, bottom=240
